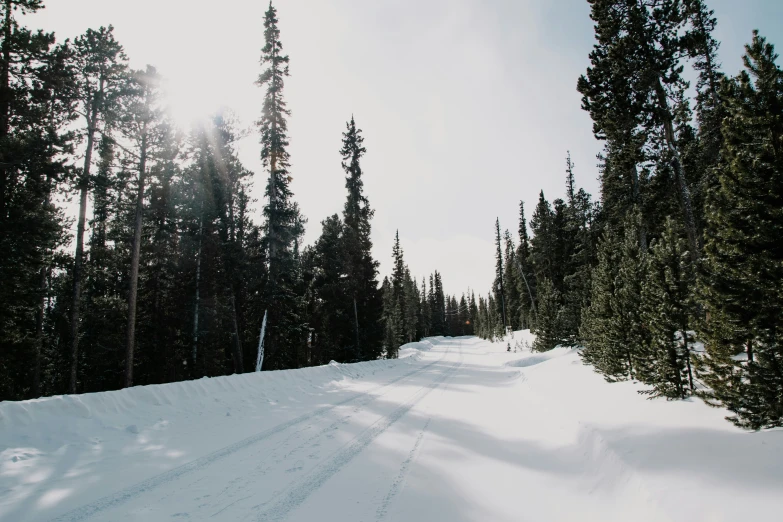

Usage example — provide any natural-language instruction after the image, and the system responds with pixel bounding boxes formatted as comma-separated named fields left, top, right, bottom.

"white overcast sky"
left=27, top=0, right=783, bottom=296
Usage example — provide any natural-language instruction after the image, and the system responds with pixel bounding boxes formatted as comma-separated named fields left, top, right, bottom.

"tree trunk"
left=630, top=165, right=648, bottom=252
left=0, top=0, right=12, bottom=222
left=124, top=132, right=147, bottom=388
left=229, top=289, right=243, bottom=373
left=69, top=118, right=96, bottom=394
left=353, top=296, right=361, bottom=361
left=192, top=214, right=202, bottom=371
left=34, top=265, right=46, bottom=397
left=685, top=349, right=695, bottom=392
left=654, top=78, right=700, bottom=262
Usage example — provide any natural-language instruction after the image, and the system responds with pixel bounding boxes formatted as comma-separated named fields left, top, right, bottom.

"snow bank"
left=397, top=337, right=442, bottom=359
left=0, top=356, right=421, bottom=443
left=504, top=347, right=574, bottom=367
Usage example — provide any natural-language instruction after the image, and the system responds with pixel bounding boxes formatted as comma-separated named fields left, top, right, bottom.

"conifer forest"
left=0, top=1, right=470, bottom=402
left=473, top=0, right=783, bottom=430
left=1, top=0, right=782, bottom=438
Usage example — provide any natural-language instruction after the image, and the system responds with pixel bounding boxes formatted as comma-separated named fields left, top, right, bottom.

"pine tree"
left=578, top=0, right=699, bottom=260
left=683, top=0, right=723, bottom=166
left=516, top=200, right=536, bottom=329
left=0, top=5, right=75, bottom=399
left=309, top=214, right=350, bottom=363
left=381, top=274, right=403, bottom=358
left=698, top=32, right=783, bottom=429
left=530, top=191, right=555, bottom=284
left=67, top=26, right=128, bottom=393
left=562, top=155, right=596, bottom=345
left=639, top=218, right=696, bottom=399
left=458, top=294, right=469, bottom=336
left=117, top=65, right=174, bottom=386
left=503, top=230, right=521, bottom=330
left=581, top=216, right=647, bottom=381
left=433, top=271, right=446, bottom=336
left=256, top=2, right=305, bottom=370
left=493, top=218, right=506, bottom=329
left=532, top=278, right=561, bottom=352
left=419, top=278, right=431, bottom=338
left=402, top=269, right=419, bottom=343
left=381, top=276, right=401, bottom=357
left=340, top=115, right=383, bottom=360
left=468, top=291, right=478, bottom=336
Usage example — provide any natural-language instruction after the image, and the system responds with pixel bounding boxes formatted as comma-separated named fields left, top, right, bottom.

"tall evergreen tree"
left=640, top=218, right=696, bottom=399
left=578, top=0, right=700, bottom=260
left=340, top=115, right=382, bottom=360
left=118, top=65, right=173, bottom=386
left=503, top=230, right=521, bottom=330
left=402, top=269, right=419, bottom=343
left=419, top=278, right=431, bottom=338
left=256, top=2, right=305, bottom=370
left=581, top=216, right=647, bottom=381
left=516, top=200, right=536, bottom=329
left=381, top=276, right=402, bottom=358
left=530, top=191, right=555, bottom=284
left=532, top=277, right=561, bottom=352
left=67, top=26, right=128, bottom=393
left=308, top=214, right=350, bottom=363
left=433, top=271, right=446, bottom=336
left=493, top=218, right=507, bottom=329
left=0, top=4, right=75, bottom=399
left=698, top=32, right=783, bottom=429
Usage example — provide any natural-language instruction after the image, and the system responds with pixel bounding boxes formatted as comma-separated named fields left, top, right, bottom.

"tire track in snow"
left=199, top=344, right=458, bottom=517
left=375, top=339, right=463, bottom=521
left=254, top=341, right=464, bottom=522
left=375, top=418, right=430, bottom=521
left=47, top=348, right=451, bottom=522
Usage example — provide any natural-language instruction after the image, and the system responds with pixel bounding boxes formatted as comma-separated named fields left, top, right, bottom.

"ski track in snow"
left=46, top=348, right=453, bottom=522
left=194, top=343, right=459, bottom=518
left=254, top=341, right=464, bottom=522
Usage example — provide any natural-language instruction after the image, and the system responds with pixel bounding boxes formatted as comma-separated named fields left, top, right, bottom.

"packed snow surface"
left=1, top=333, right=781, bottom=521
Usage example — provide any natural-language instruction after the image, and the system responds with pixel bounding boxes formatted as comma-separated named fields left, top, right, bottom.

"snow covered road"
left=2, top=334, right=782, bottom=521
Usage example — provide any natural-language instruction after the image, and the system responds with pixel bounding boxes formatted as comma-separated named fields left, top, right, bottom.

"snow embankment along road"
left=1, top=334, right=781, bottom=522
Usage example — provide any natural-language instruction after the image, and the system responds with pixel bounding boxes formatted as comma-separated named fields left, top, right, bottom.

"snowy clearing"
left=1, top=333, right=781, bottom=522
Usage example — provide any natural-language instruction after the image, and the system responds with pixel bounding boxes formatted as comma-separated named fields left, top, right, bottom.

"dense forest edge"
left=0, top=1, right=471, bottom=401
left=472, top=0, right=783, bottom=430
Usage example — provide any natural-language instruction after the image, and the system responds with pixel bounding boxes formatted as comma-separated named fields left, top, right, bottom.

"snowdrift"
left=0, top=354, right=433, bottom=462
